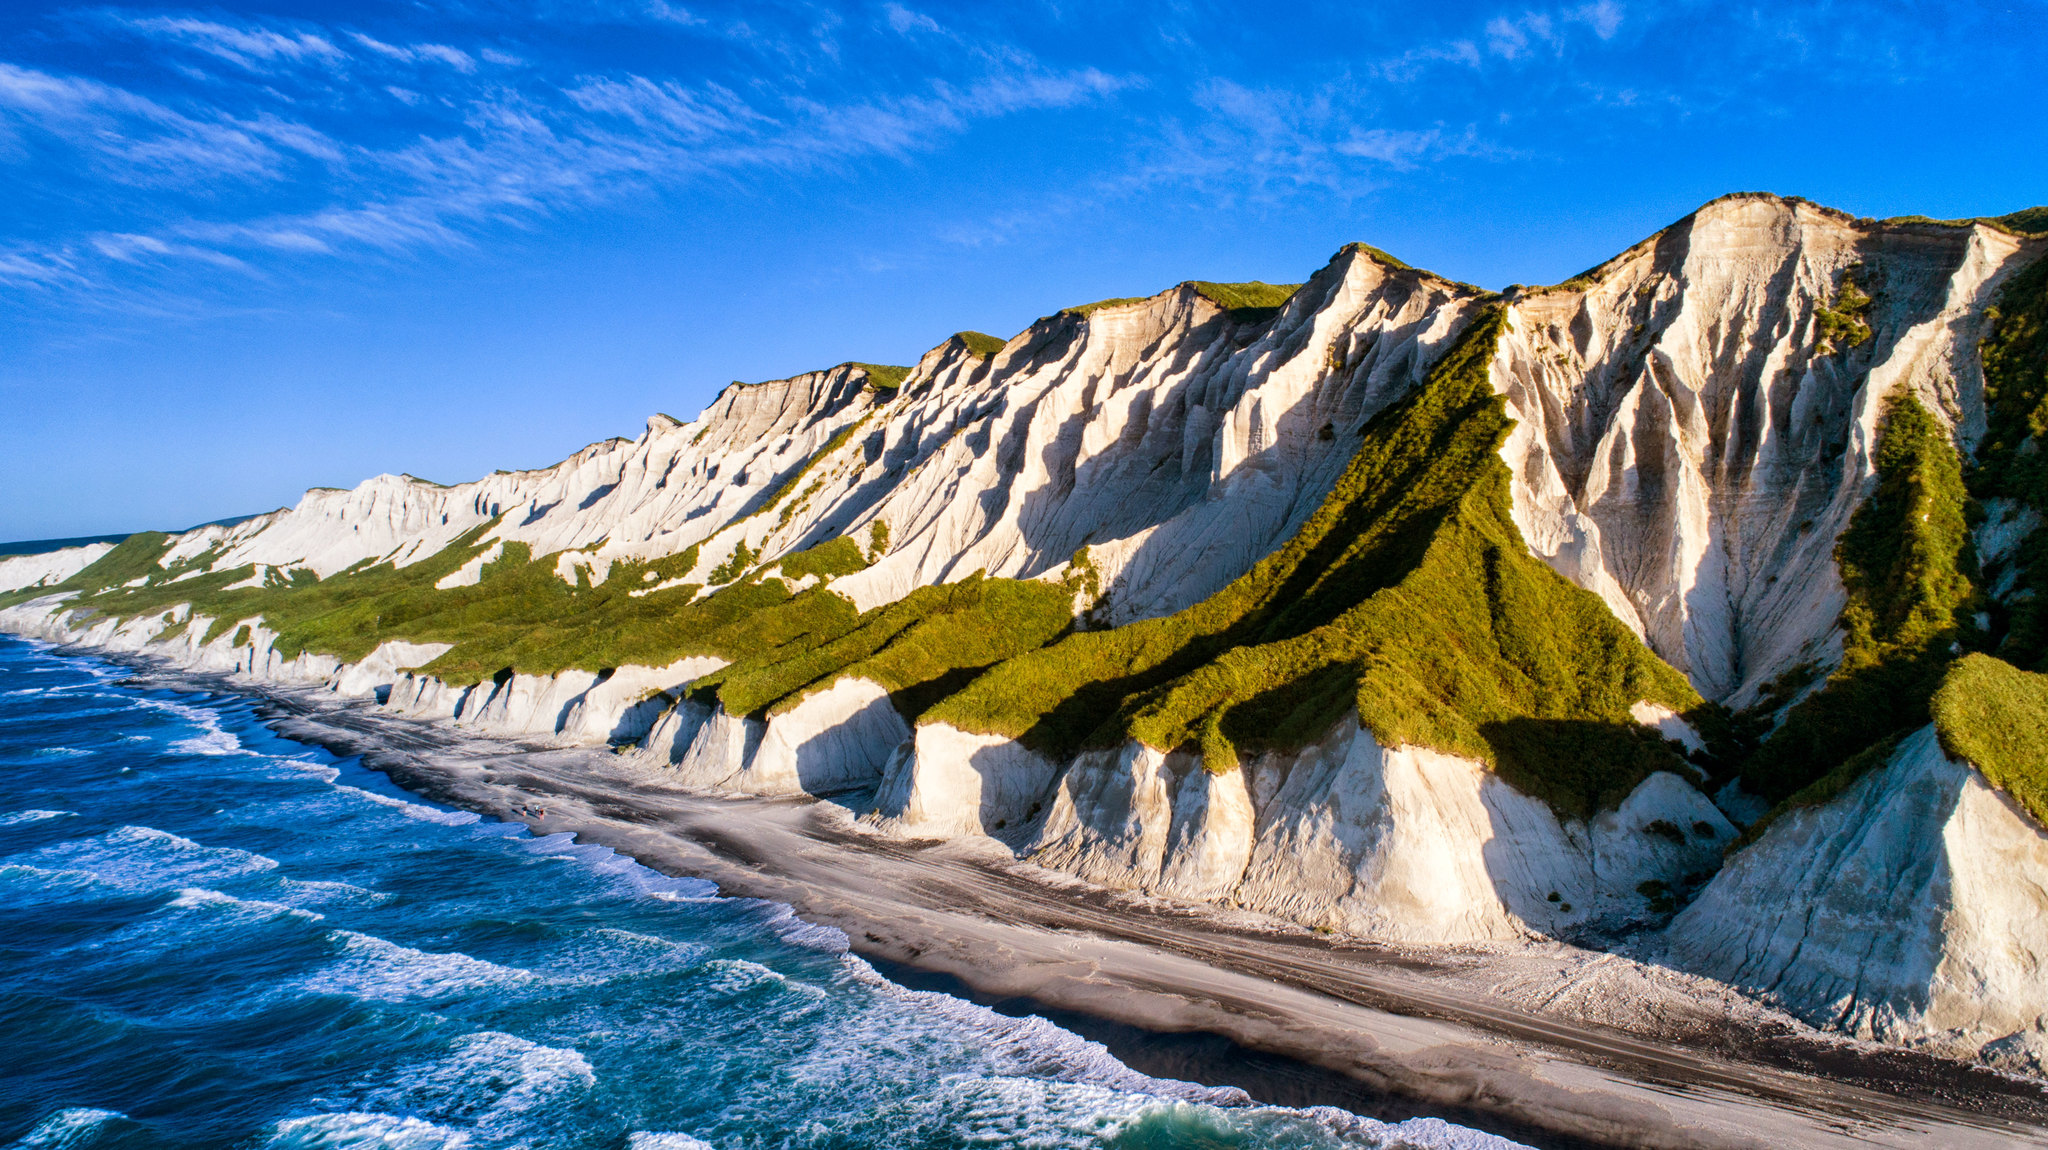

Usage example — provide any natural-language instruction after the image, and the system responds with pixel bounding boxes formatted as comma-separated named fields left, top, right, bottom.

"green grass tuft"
left=851, top=363, right=911, bottom=391
left=1933, top=653, right=2048, bottom=826
left=925, top=308, right=1700, bottom=816
left=954, top=331, right=1007, bottom=359
left=1188, top=281, right=1303, bottom=325
left=1340, top=242, right=1413, bottom=272
left=707, top=540, right=758, bottom=586
left=1995, top=208, right=2048, bottom=236
left=773, top=536, right=870, bottom=582
left=1814, top=264, right=1874, bottom=352
left=1060, top=296, right=1150, bottom=318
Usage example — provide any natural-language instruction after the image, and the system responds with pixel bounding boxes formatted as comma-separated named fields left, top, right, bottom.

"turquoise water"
left=0, top=636, right=1519, bottom=1150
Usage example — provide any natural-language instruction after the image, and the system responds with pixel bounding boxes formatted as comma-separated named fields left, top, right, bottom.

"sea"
left=0, top=634, right=1522, bottom=1150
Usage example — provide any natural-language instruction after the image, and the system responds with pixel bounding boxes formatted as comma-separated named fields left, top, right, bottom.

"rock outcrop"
left=1497, top=196, right=2037, bottom=703
left=1663, top=725, right=2048, bottom=1071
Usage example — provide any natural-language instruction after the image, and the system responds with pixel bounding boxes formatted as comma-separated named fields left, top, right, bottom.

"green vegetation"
left=1188, top=281, right=1303, bottom=324
left=1969, top=252, right=2048, bottom=668
left=60, top=532, right=176, bottom=592
left=1997, top=208, right=2048, bottom=236
left=1340, top=242, right=1413, bottom=272
left=1739, top=396, right=1982, bottom=803
left=954, top=331, right=1008, bottom=359
left=1881, top=208, right=2048, bottom=237
left=773, top=536, right=870, bottom=582
left=866, top=519, right=890, bottom=562
left=691, top=573, right=1076, bottom=720
left=5, top=521, right=854, bottom=686
left=707, top=540, right=757, bottom=585
left=1933, top=653, right=2048, bottom=826
left=1056, top=280, right=1303, bottom=327
left=925, top=308, right=1700, bottom=817
left=1060, top=296, right=1149, bottom=319
left=1814, top=264, right=1874, bottom=352
left=851, top=363, right=911, bottom=391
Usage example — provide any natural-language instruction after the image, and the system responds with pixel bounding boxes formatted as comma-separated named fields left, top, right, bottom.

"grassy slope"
left=1188, top=281, right=1303, bottom=324
left=850, top=363, right=911, bottom=390
left=954, top=331, right=1007, bottom=359
left=691, top=573, right=1077, bottom=720
left=4, top=523, right=883, bottom=687
left=1739, top=396, right=1981, bottom=804
left=927, top=308, right=1700, bottom=818
left=1932, top=653, right=2048, bottom=826
left=1059, top=281, right=1304, bottom=325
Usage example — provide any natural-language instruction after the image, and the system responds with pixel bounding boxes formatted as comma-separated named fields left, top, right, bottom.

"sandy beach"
left=99, top=657, right=2048, bottom=1150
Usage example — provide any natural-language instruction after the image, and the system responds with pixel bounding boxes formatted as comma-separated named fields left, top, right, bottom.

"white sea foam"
left=520, top=832, right=717, bottom=900
left=0, top=863, right=108, bottom=903
left=21, top=825, right=278, bottom=892
left=301, top=931, right=536, bottom=1002
left=626, top=1134, right=715, bottom=1150
left=331, top=784, right=479, bottom=827
left=0, top=808, right=72, bottom=826
left=757, top=903, right=851, bottom=954
left=537, top=927, right=707, bottom=985
left=699, top=957, right=790, bottom=997
left=265, top=1112, right=471, bottom=1150
left=837, top=954, right=1247, bottom=1106
left=8, top=1107, right=126, bottom=1149
left=274, top=878, right=393, bottom=907
left=133, top=696, right=250, bottom=756
left=31, top=747, right=90, bottom=759
left=369, top=1032, right=595, bottom=1127
left=168, top=886, right=324, bottom=923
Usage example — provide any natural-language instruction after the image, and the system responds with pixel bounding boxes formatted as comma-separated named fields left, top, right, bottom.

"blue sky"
left=2, top=0, right=2044, bottom=540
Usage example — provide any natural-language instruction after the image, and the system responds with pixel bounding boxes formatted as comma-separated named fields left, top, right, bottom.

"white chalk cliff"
left=6, top=193, right=2047, bottom=1071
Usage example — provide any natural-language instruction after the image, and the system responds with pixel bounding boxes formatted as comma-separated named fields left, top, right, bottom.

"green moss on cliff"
left=1933, top=653, right=2048, bottom=826
left=1741, top=395, right=1981, bottom=803
left=954, top=331, right=1007, bottom=359
left=1814, top=265, right=1874, bottom=352
left=693, top=573, right=1075, bottom=720
left=772, top=536, right=869, bottom=582
left=851, top=363, right=910, bottom=391
left=1970, top=252, right=2048, bottom=667
left=925, top=308, right=1699, bottom=817
left=1189, top=281, right=1302, bottom=324
left=1060, top=296, right=1149, bottom=318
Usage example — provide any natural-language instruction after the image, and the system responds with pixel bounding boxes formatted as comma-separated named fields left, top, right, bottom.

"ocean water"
left=0, top=636, right=1522, bottom=1150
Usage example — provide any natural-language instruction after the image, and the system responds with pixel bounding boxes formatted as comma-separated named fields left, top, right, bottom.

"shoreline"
left=46, top=644, right=2048, bottom=1150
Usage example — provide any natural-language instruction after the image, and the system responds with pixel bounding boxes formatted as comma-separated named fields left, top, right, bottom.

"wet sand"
left=111, top=664, right=2048, bottom=1149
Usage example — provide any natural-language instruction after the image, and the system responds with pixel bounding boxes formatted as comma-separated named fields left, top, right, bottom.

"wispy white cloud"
left=1116, top=76, right=1500, bottom=202
left=112, top=15, right=345, bottom=71
left=0, top=62, right=326, bottom=185
left=0, top=8, right=1130, bottom=301
left=351, top=33, right=477, bottom=73
left=1486, top=1, right=1624, bottom=60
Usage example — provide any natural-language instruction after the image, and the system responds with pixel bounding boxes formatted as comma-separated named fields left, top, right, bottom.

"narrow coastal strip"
left=78, top=649, right=2048, bottom=1150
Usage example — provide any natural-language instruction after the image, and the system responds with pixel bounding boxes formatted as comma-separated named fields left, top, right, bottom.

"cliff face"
left=1497, top=196, right=2033, bottom=703
left=7, top=192, right=2048, bottom=1071
left=1663, top=725, right=2048, bottom=1072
